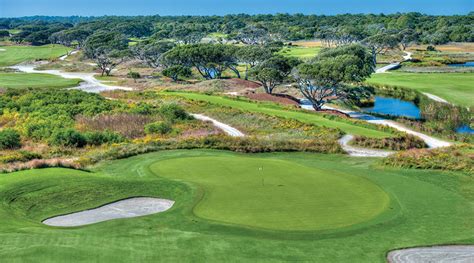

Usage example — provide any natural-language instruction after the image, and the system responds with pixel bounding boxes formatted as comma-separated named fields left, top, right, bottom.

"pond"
left=456, top=125, right=474, bottom=134
left=448, top=61, right=474, bottom=67
left=361, top=96, right=421, bottom=119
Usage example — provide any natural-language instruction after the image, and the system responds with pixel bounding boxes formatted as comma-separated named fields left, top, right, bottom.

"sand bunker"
left=43, top=197, right=174, bottom=227
left=0, top=48, right=6, bottom=51
left=388, top=245, right=474, bottom=263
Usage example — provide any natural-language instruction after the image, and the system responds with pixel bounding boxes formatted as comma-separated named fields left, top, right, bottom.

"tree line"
left=1, top=13, right=472, bottom=46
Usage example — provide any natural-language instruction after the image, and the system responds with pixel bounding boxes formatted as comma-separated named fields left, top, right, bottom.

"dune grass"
left=367, top=72, right=474, bottom=107
left=0, top=44, right=70, bottom=67
left=0, top=72, right=81, bottom=89
left=0, top=150, right=472, bottom=262
left=167, top=91, right=394, bottom=138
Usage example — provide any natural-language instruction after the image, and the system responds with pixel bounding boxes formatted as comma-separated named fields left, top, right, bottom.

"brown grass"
left=409, top=42, right=474, bottom=52
left=291, top=40, right=324, bottom=48
left=76, top=113, right=156, bottom=138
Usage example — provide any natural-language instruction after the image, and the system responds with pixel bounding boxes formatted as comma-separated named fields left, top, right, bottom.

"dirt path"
left=59, top=50, right=79, bottom=61
left=338, top=135, right=393, bottom=157
left=10, top=63, right=132, bottom=93
left=191, top=114, right=245, bottom=137
left=387, top=245, right=474, bottom=263
left=42, top=197, right=174, bottom=227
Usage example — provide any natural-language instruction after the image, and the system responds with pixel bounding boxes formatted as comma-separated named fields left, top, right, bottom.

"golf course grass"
left=0, top=44, right=71, bottom=67
left=167, top=91, right=394, bottom=138
left=278, top=46, right=321, bottom=59
left=0, top=150, right=472, bottom=262
left=0, top=72, right=81, bottom=89
left=151, top=156, right=389, bottom=231
left=367, top=72, right=474, bottom=107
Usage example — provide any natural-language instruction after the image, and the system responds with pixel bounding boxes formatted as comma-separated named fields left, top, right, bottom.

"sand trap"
left=42, top=197, right=174, bottom=227
left=388, top=245, right=474, bottom=263
left=0, top=48, right=6, bottom=51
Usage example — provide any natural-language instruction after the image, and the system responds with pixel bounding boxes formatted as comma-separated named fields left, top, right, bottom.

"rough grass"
left=0, top=45, right=71, bottom=66
left=0, top=150, right=472, bottom=262
left=367, top=72, right=474, bottom=107
left=0, top=72, right=81, bottom=89
left=166, top=91, right=395, bottom=138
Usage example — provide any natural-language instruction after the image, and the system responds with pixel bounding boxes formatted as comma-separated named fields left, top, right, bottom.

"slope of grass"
left=151, top=155, right=389, bottom=231
left=0, top=44, right=70, bottom=66
left=0, top=150, right=472, bottom=262
left=367, top=72, right=474, bottom=107
left=167, top=92, right=394, bottom=138
left=0, top=72, right=81, bottom=89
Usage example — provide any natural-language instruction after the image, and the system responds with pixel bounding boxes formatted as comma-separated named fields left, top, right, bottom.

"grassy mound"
left=151, top=156, right=389, bottom=231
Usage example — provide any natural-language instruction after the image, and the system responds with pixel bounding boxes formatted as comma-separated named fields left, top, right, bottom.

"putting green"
left=151, top=156, right=390, bottom=231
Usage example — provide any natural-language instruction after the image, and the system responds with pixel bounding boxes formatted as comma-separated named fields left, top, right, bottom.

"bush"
left=159, top=103, right=191, bottom=122
left=426, top=45, right=436, bottom=51
left=50, top=129, right=87, bottom=147
left=0, top=151, right=42, bottom=164
left=127, top=71, right=141, bottom=82
left=144, top=121, right=172, bottom=135
left=351, top=134, right=426, bottom=150
left=0, top=129, right=21, bottom=150
left=83, top=130, right=125, bottom=146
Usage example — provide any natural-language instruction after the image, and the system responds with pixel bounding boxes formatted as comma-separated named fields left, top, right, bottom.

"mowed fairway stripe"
left=167, top=92, right=393, bottom=138
left=150, top=156, right=390, bottom=231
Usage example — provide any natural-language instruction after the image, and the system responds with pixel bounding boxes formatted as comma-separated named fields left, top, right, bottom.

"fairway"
left=151, top=156, right=389, bottom=231
left=0, top=150, right=472, bottom=262
left=367, top=72, right=474, bottom=107
left=168, top=92, right=394, bottom=138
left=278, top=46, right=321, bottom=59
left=0, top=45, right=71, bottom=67
left=0, top=72, right=81, bottom=89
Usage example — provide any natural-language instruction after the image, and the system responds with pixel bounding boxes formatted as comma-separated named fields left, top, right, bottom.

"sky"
left=0, top=0, right=473, bottom=17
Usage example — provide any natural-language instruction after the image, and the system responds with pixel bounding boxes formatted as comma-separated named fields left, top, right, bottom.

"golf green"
left=151, top=156, right=389, bottom=231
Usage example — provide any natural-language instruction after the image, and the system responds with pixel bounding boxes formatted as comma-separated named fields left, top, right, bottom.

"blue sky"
left=0, top=0, right=472, bottom=17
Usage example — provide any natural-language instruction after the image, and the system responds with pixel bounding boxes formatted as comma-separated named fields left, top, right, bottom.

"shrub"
left=426, top=45, right=436, bottom=51
left=0, top=129, right=21, bottom=150
left=50, top=129, right=87, bottom=147
left=83, top=130, right=125, bottom=146
left=351, top=134, right=426, bottom=150
left=159, top=103, right=191, bottom=122
left=0, top=151, right=42, bottom=164
left=144, top=121, right=172, bottom=135
left=127, top=71, right=141, bottom=82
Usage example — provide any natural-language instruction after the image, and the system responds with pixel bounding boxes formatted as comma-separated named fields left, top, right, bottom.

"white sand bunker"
left=388, top=245, right=474, bottom=263
left=43, top=197, right=174, bottom=227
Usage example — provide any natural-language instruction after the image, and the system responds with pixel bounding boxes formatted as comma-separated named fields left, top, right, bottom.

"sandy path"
left=192, top=114, right=245, bottom=137
left=42, top=197, right=174, bottom=227
left=422, top=92, right=450, bottom=104
left=301, top=100, right=451, bottom=149
left=338, top=135, right=393, bottom=157
left=387, top=245, right=474, bottom=263
left=10, top=63, right=132, bottom=93
left=375, top=51, right=412, bottom=73
left=59, top=50, right=79, bottom=61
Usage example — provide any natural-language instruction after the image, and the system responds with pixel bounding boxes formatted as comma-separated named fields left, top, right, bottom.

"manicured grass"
left=0, top=72, right=81, bottom=89
left=0, top=44, right=71, bottom=67
left=367, top=72, right=474, bottom=107
left=0, top=150, right=472, bottom=262
left=278, top=46, right=321, bottom=59
left=151, top=156, right=388, bottom=231
left=167, top=91, right=394, bottom=138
